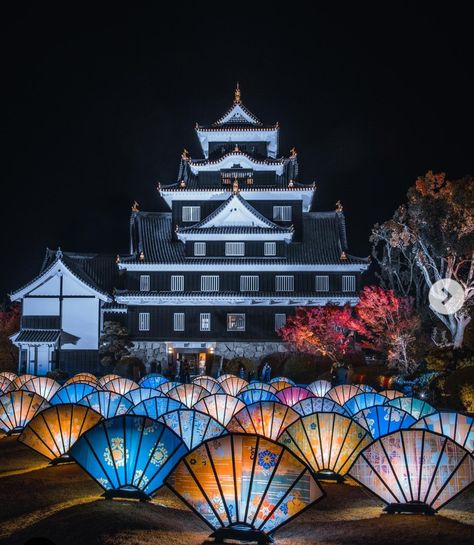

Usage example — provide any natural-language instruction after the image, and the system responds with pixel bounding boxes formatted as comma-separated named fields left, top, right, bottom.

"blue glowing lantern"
left=124, top=388, right=164, bottom=406
left=130, top=396, right=187, bottom=419
left=342, top=393, right=389, bottom=416
left=49, top=383, right=97, bottom=405
left=70, top=415, right=188, bottom=500
left=78, top=391, right=133, bottom=418
left=352, top=405, right=416, bottom=439
left=269, top=377, right=296, bottom=386
left=238, top=389, right=279, bottom=405
left=138, top=374, right=169, bottom=389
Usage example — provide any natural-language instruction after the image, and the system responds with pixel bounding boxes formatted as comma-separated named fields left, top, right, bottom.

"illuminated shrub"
left=21, top=377, right=61, bottom=401
left=412, top=411, right=474, bottom=454
left=193, top=394, right=245, bottom=426
left=238, top=389, right=279, bottom=405
left=158, top=409, right=225, bottom=450
left=166, top=434, right=325, bottom=539
left=276, top=387, right=314, bottom=407
left=124, top=388, right=163, bottom=406
left=342, top=393, right=389, bottom=416
left=138, top=374, right=169, bottom=389
left=50, top=383, right=97, bottom=405
left=19, top=404, right=102, bottom=462
left=227, top=401, right=299, bottom=441
left=70, top=415, right=188, bottom=499
left=279, top=412, right=371, bottom=478
left=292, top=397, right=347, bottom=417
left=219, top=377, right=248, bottom=397
left=131, top=396, right=187, bottom=419
left=324, top=385, right=363, bottom=405
left=79, top=391, right=133, bottom=418
left=349, top=429, right=474, bottom=512
left=387, top=396, right=436, bottom=420
left=166, top=384, right=210, bottom=408
left=307, top=380, right=332, bottom=397
left=352, top=405, right=416, bottom=439
left=0, top=391, right=50, bottom=434
left=103, top=378, right=139, bottom=395
left=460, top=384, right=474, bottom=413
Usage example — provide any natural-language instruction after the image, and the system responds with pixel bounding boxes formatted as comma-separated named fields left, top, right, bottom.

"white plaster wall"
left=62, top=298, right=99, bottom=349
left=23, top=298, right=60, bottom=316
left=28, top=275, right=60, bottom=296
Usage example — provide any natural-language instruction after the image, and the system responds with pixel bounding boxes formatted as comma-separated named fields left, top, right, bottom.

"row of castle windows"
left=193, top=241, right=276, bottom=257
left=181, top=205, right=292, bottom=223
left=139, top=274, right=356, bottom=293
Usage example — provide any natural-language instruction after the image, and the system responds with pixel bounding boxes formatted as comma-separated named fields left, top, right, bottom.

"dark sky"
left=1, top=5, right=473, bottom=298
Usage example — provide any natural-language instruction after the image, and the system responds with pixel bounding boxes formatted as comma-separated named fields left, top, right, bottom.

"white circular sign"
left=428, top=279, right=464, bottom=315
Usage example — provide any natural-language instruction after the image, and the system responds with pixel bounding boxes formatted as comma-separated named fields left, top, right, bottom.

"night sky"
left=1, top=5, right=473, bottom=299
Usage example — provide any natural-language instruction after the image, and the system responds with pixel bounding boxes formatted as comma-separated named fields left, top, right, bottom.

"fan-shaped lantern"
left=349, top=429, right=474, bottom=513
left=21, top=377, right=61, bottom=401
left=103, top=378, right=139, bottom=396
left=307, top=380, right=332, bottom=397
left=292, top=397, right=347, bottom=417
left=239, top=389, right=280, bottom=405
left=227, top=401, right=299, bottom=441
left=124, top=388, right=163, bottom=406
left=0, top=371, right=18, bottom=382
left=353, top=405, right=416, bottom=440
left=412, top=411, right=474, bottom=454
left=166, top=384, right=210, bottom=408
left=19, top=404, right=102, bottom=463
left=324, top=384, right=362, bottom=405
left=269, top=377, right=296, bottom=386
left=239, top=382, right=278, bottom=395
left=342, top=393, right=389, bottom=416
left=70, top=415, right=188, bottom=500
left=13, top=374, right=35, bottom=389
left=279, top=412, right=371, bottom=481
left=50, top=383, right=97, bottom=405
left=219, top=377, right=248, bottom=396
left=0, top=376, right=15, bottom=394
left=192, top=377, right=223, bottom=395
left=216, top=373, right=235, bottom=384
left=157, top=381, right=181, bottom=394
left=379, top=389, right=404, bottom=400
left=0, top=391, right=50, bottom=434
left=131, top=397, right=187, bottom=419
left=276, top=387, right=314, bottom=407
left=166, top=434, right=325, bottom=542
left=79, top=391, right=133, bottom=418
left=387, top=396, right=436, bottom=420
left=268, top=380, right=294, bottom=392
left=356, top=384, right=376, bottom=393
left=139, top=374, right=169, bottom=389
left=65, top=373, right=99, bottom=386
left=193, top=394, right=245, bottom=426
left=98, top=374, right=121, bottom=387
left=158, top=409, right=225, bottom=450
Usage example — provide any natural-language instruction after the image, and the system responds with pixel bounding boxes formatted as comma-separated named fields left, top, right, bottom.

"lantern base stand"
left=211, top=525, right=273, bottom=544
left=384, top=502, right=435, bottom=515
left=316, top=470, right=345, bottom=483
left=102, top=488, right=151, bottom=502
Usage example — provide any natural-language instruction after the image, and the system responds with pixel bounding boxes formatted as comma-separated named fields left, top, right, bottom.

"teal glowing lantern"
left=352, top=405, right=416, bottom=439
left=78, top=391, right=133, bottom=418
left=158, top=409, right=225, bottom=449
left=292, top=397, right=347, bottom=417
left=387, top=396, right=436, bottom=420
left=130, top=396, right=187, bottom=419
left=138, top=374, right=169, bottom=389
left=342, top=392, right=389, bottom=416
left=49, top=383, right=97, bottom=405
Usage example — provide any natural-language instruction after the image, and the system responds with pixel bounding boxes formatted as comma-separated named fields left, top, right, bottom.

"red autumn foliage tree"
left=278, top=305, right=355, bottom=363
left=350, top=286, right=420, bottom=374
left=0, top=303, right=20, bottom=371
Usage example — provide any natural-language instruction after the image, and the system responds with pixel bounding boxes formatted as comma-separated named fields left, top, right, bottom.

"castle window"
left=275, top=313, right=286, bottom=331
left=273, top=206, right=292, bottom=221
left=275, top=275, right=294, bottom=292
left=264, top=242, right=276, bottom=256
left=201, top=275, right=219, bottom=291
left=139, top=275, right=150, bottom=292
left=173, top=313, right=185, bottom=331
left=225, top=242, right=245, bottom=256
left=194, top=242, right=206, bottom=256
left=200, top=313, right=211, bottom=331
left=342, top=275, right=356, bottom=292
left=170, top=275, right=184, bottom=291
left=182, top=206, right=200, bottom=222
left=240, top=275, right=259, bottom=292
left=227, top=313, right=245, bottom=331
left=138, top=312, right=150, bottom=331
left=315, top=275, right=329, bottom=292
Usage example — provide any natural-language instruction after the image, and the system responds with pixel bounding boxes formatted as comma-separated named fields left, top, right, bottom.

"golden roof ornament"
left=336, top=200, right=343, bottom=213
left=340, top=251, right=348, bottom=261
left=180, top=180, right=186, bottom=188
left=131, top=201, right=139, bottom=212
left=290, top=147, right=297, bottom=159
left=139, top=251, right=145, bottom=261
left=234, top=82, right=241, bottom=104
left=234, top=143, right=240, bottom=152
left=232, top=177, right=239, bottom=194
left=288, top=179, right=294, bottom=188
left=116, top=254, right=121, bottom=264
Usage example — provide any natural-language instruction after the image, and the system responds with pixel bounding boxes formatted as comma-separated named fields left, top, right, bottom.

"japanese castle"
left=10, top=85, right=368, bottom=376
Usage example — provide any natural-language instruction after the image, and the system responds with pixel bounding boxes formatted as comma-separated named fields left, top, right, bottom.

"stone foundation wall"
left=130, top=341, right=168, bottom=370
